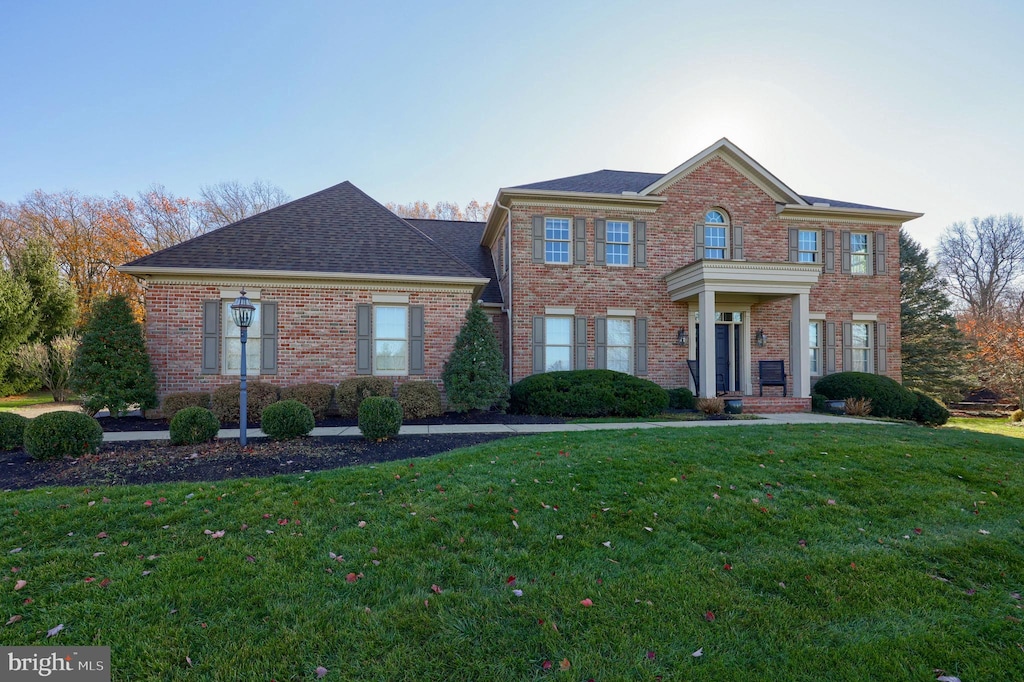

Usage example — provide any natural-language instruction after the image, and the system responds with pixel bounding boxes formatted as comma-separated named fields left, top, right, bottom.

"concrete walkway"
left=101, top=412, right=885, bottom=443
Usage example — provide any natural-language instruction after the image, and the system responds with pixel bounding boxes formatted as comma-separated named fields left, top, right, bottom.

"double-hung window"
left=606, top=220, right=631, bottom=266
left=544, top=317, right=572, bottom=371
left=704, top=210, right=728, bottom=259
left=850, top=233, right=870, bottom=274
left=606, top=318, right=633, bottom=374
left=851, top=322, right=872, bottom=372
left=223, top=300, right=261, bottom=375
left=798, top=230, right=819, bottom=263
left=374, top=306, right=408, bottom=374
left=808, top=321, right=822, bottom=376
left=545, top=218, right=571, bottom=264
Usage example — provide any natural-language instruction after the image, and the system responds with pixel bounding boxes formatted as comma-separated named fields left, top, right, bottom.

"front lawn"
left=0, top=391, right=54, bottom=411
left=1, top=424, right=1021, bottom=680
left=946, top=415, right=1024, bottom=439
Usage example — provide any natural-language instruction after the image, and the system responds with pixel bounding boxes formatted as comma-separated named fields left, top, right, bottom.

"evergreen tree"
left=70, top=295, right=157, bottom=416
left=900, top=229, right=970, bottom=402
left=0, top=268, right=34, bottom=396
left=11, top=238, right=77, bottom=343
left=442, top=302, right=509, bottom=412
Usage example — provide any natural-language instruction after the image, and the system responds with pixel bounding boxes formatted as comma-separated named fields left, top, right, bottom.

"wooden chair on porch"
left=687, top=359, right=725, bottom=396
left=758, top=360, right=787, bottom=397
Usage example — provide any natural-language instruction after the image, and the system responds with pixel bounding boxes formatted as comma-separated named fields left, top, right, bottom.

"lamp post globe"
left=230, top=290, right=256, bottom=446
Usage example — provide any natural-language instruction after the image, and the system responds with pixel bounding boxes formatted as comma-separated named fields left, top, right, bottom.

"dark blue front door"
left=715, top=325, right=730, bottom=393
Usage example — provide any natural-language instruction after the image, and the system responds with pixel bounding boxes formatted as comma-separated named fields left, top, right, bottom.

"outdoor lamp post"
left=230, top=289, right=256, bottom=446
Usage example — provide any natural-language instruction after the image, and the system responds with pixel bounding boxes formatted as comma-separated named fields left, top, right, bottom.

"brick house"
left=121, top=138, right=920, bottom=412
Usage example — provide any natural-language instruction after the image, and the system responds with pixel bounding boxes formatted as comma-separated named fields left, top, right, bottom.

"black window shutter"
left=875, top=322, right=888, bottom=374
left=532, top=316, right=545, bottom=374
left=574, top=316, right=587, bottom=370
left=636, top=318, right=648, bottom=376
left=788, top=228, right=799, bottom=262
left=574, top=217, right=587, bottom=265
left=356, top=304, right=372, bottom=375
left=260, top=302, right=278, bottom=375
left=731, top=224, right=744, bottom=260
left=594, top=219, right=606, bottom=266
left=635, top=220, right=647, bottom=267
left=694, top=223, right=705, bottom=260
left=825, top=321, right=837, bottom=374
left=841, top=231, right=852, bottom=274
left=594, top=317, right=607, bottom=370
left=824, top=230, right=835, bottom=273
left=532, top=216, right=545, bottom=264
left=842, top=321, right=853, bottom=371
left=409, top=305, right=425, bottom=375
left=875, top=232, right=887, bottom=275
left=201, top=300, right=221, bottom=375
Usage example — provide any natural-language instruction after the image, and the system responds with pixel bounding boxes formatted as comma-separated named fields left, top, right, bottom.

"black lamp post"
left=230, top=289, right=255, bottom=446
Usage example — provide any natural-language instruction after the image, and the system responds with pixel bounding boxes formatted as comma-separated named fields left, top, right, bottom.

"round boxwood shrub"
left=337, top=377, right=393, bottom=417
left=0, top=413, right=29, bottom=450
left=169, top=406, right=220, bottom=446
left=397, top=381, right=443, bottom=419
left=358, top=396, right=403, bottom=441
left=23, top=411, right=103, bottom=460
left=211, top=381, right=280, bottom=423
left=912, top=391, right=950, bottom=426
left=667, top=387, right=695, bottom=410
left=161, top=392, right=212, bottom=421
left=510, top=370, right=669, bottom=418
left=812, top=372, right=917, bottom=420
left=261, top=400, right=315, bottom=440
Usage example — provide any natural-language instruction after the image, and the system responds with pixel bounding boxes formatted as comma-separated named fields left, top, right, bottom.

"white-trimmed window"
left=374, top=305, right=408, bottom=375
left=544, top=317, right=572, bottom=371
left=850, top=233, right=870, bottom=275
left=851, top=322, right=872, bottom=372
left=606, top=317, right=633, bottom=374
left=809, top=320, right=823, bottom=375
left=606, top=220, right=631, bottom=266
left=545, top=218, right=571, bottom=264
left=799, top=230, right=820, bottom=263
left=704, top=210, right=728, bottom=259
left=223, top=300, right=261, bottom=375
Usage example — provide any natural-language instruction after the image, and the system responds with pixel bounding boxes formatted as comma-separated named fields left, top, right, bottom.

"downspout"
left=493, top=198, right=514, bottom=384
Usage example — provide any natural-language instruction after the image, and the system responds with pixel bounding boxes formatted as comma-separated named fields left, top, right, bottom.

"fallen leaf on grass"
left=8, top=548, right=22, bottom=554
left=541, top=660, right=552, bottom=670
left=560, top=658, right=571, bottom=671
left=692, top=647, right=703, bottom=657
left=580, top=598, right=593, bottom=607
left=507, top=575, right=516, bottom=585
left=602, top=541, right=612, bottom=548
left=346, top=573, right=358, bottom=583
left=512, top=519, right=519, bottom=530
left=315, top=665, right=328, bottom=679
left=358, top=520, right=367, bottom=528
left=99, top=578, right=111, bottom=588
left=6, top=615, right=22, bottom=626
left=96, top=532, right=108, bottom=539
left=935, top=676, right=961, bottom=682
left=914, top=528, right=922, bottom=535
left=143, top=500, right=152, bottom=507
left=978, top=529, right=991, bottom=535
left=646, top=651, right=656, bottom=660
left=826, top=499, right=836, bottom=505
left=431, top=584, right=443, bottom=594
left=704, top=611, right=715, bottom=622
left=723, top=564, right=733, bottom=571
left=46, top=623, right=63, bottom=638
left=186, top=656, right=193, bottom=668
left=14, top=580, right=26, bottom=591
left=84, top=577, right=95, bottom=583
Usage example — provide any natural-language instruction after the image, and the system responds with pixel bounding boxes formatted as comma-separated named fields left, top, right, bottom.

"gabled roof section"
left=513, top=170, right=665, bottom=195
left=121, top=181, right=485, bottom=282
left=406, top=219, right=502, bottom=305
left=639, top=138, right=808, bottom=205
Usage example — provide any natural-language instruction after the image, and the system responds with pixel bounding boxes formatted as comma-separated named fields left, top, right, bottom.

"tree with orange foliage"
left=385, top=199, right=492, bottom=222
left=960, top=312, right=1024, bottom=409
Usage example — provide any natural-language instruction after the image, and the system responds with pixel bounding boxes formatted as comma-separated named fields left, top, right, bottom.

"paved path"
left=101, top=412, right=886, bottom=443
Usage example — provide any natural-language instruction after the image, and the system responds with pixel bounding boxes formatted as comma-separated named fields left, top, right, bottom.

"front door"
left=715, top=325, right=730, bottom=393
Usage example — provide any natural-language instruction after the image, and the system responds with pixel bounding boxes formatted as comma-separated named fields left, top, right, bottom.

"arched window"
left=702, top=209, right=729, bottom=259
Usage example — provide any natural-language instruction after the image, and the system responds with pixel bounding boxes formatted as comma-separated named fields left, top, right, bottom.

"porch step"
left=733, top=396, right=811, bottom=414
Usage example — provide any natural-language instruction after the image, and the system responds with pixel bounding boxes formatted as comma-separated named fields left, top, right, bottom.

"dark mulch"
left=97, top=411, right=566, bottom=432
left=0, top=433, right=517, bottom=492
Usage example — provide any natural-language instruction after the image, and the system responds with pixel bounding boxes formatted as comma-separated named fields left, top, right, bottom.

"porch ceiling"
left=663, top=260, right=822, bottom=302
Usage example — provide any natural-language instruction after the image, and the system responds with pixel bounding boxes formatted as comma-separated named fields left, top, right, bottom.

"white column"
left=791, top=293, right=811, bottom=398
left=698, top=289, right=716, bottom=398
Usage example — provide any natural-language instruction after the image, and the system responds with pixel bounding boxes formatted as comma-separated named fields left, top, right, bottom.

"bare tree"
left=118, top=185, right=210, bottom=252
left=199, top=179, right=290, bottom=227
left=385, top=200, right=492, bottom=222
left=463, top=200, right=492, bottom=222
left=937, top=214, right=1024, bottom=318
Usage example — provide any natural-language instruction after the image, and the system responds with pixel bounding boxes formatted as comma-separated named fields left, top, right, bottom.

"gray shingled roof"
left=407, top=219, right=503, bottom=305
left=123, top=181, right=484, bottom=280
left=799, top=195, right=894, bottom=211
left=513, top=169, right=664, bottom=194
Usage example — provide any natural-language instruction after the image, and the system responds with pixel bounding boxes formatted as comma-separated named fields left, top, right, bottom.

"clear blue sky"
left=1, top=1, right=1021, bottom=253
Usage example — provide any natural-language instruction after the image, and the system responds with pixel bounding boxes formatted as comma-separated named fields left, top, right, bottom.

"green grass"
left=946, top=415, right=1024, bottom=439
left=1, top=424, right=1022, bottom=681
left=0, top=391, right=54, bottom=410
left=571, top=412, right=761, bottom=423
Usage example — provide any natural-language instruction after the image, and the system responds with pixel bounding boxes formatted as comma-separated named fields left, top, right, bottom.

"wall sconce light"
left=755, top=328, right=767, bottom=347
left=676, top=328, right=689, bottom=346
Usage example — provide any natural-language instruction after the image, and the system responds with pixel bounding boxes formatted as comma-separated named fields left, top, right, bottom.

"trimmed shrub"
left=696, top=397, right=724, bottom=415
left=912, top=391, right=950, bottom=426
left=262, top=400, right=315, bottom=440
left=397, top=381, right=443, bottom=419
left=169, top=406, right=220, bottom=446
left=337, top=377, right=393, bottom=417
left=845, top=397, right=873, bottom=417
left=70, top=295, right=157, bottom=416
left=161, top=392, right=212, bottom=421
left=211, top=381, right=280, bottom=423
left=1011, top=409, right=1024, bottom=423
left=442, top=302, right=509, bottom=412
left=281, top=383, right=334, bottom=420
left=812, top=372, right=917, bottom=420
left=0, top=412, right=29, bottom=450
left=23, top=411, right=103, bottom=460
left=667, top=387, right=695, bottom=410
left=510, top=370, right=669, bottom=418
left=811, top=392, right=827, bottom=412
left=358, top=396, right=403, bottom=441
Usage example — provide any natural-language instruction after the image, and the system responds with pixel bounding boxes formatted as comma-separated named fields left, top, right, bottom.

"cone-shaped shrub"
left=442, top=302, right=509, bottom=412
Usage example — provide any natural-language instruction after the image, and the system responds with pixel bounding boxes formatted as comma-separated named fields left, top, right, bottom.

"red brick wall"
left=144, top=283, right=474, bottom=400
left=508, top=155, right=904, bottom=391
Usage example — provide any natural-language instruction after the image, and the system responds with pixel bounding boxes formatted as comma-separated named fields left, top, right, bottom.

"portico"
left=665, top=260, right=822, bottom=398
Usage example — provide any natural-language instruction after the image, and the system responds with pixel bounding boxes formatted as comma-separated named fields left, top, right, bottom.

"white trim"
left=607, top=308, right=636, bottom=317
left=852, top=312, right=878, bottom=321
left=665, top=260, right=822, bottom=302
left=373, top=293, right=410, bottom=304
left=545, top=306, right=576, bottom=315
left=220, top=288, right=261, bottom=299
left=119, top=265, right=489, bottom=288
left=777, top=203, right=922, bottom=224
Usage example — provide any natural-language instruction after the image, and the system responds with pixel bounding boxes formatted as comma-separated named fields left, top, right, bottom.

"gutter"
left=492, top=198, right=514, bottom=384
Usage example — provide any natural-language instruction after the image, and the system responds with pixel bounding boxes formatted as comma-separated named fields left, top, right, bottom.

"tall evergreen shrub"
left=442, top=302, right=509, bottom=412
